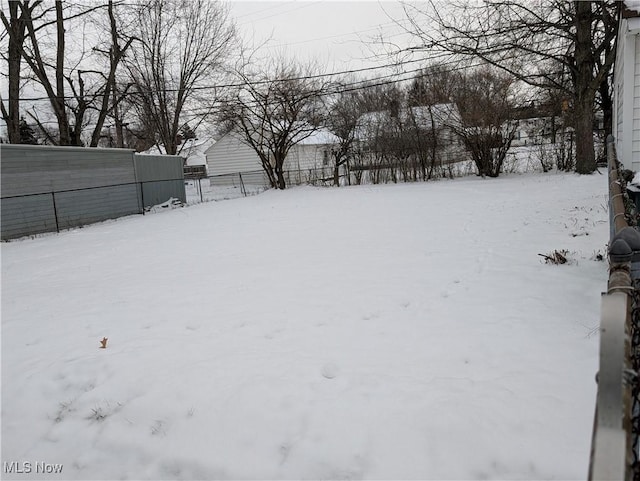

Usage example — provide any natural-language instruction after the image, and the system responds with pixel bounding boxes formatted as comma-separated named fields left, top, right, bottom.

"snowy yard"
left=2, top=171, right=608, bottom=480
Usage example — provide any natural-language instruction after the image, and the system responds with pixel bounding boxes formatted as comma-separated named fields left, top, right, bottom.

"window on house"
left=323, top=150, right=329, bottom=166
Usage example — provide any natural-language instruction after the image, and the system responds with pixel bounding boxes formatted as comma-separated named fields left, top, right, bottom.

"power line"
left=14, top=38, right=568, bottom=103
left=15, top=56, right=430, bottom=102
left=12, top=45, right=567, bottom=134
left=235, top=1, right=324, bottom=26
left=260, top=19, right=413, bottom=50
left=17, top=55, right=471, bottom=127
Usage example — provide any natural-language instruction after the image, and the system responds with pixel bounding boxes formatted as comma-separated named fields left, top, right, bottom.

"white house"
left=286, top=128, right=341, bottom=184
left=510, top=117, right=558, bottom=147
left=205, top=128, right=340, bottom=186
left=613, top=2, right=640, bottom=172
left=355, top=103, right=465, bottom=163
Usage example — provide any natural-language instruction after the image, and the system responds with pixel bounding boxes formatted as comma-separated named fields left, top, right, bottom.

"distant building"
left=205, top=128, right=340, bottom=186
left=510, top=117, right=563, bottom=147
left=181, top=137, right=215, bottom=167
left=354, top=103, right=466, bottom=165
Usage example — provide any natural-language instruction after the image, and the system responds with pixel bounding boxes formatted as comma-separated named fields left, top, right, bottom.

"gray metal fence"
left=1, top=144, right=185, bottom=240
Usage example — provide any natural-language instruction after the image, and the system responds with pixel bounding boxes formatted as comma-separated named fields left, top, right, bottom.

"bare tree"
left=397, top=0, right=618, bottom=174
left=0, top=0, right=38, bottom=143
left=407, top=64, right=468, bottom=179
left=220, top=60, right=328, bottom=190
left=409, top=65, right=518, bottom=178
left=324, top=85, right=366, bottom=186
left=451, top=67, right=518, bottom=177
left=1, top=0, right=134, bottom=146
left=88, top=0, right=134, bottom=147
left=346, top=82, right=407, bottom=184
left=125, top=0, right=236, bottom=155
left=402, top=105, right=439, bottom=181
left=1, top=1, right=73, bottom=143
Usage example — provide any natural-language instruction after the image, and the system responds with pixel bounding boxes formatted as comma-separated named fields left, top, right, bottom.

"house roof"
left=408, top=104, right=462, bottom=129
left=295, top=127, right=341, bottom=145
left=218, top=126, right=339, bottom=147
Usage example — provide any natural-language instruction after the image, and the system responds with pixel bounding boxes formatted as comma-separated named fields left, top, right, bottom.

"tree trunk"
left=166, top=141, right=178, bottom=156
left=90, top=0, right=132, bottom=148
left=114, top=93, right=124, bottom=148
left=54, top=0, right=72, bottom=145
left=6, top=1, right=27, bottom=144
left=574, top=0, right=596, bottom=174
left=276, top=165, right=286, bottom=189
left=574, top=94, right=596, bottom=173
left=599, top=72, right=613, bottom=144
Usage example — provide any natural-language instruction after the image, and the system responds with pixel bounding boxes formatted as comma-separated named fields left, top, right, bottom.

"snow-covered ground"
left=2, top=170, right=608, bottom=480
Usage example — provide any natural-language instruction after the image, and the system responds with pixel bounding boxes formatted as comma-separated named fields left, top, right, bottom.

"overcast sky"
left=227, top=1, right=415, bottom=74
left=1, top=1, right=423, bottom=137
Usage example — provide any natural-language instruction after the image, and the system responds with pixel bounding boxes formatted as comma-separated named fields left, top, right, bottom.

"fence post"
left=239, top=172, right=246, bottom=197
left=198, top=178, right=203, bottom=203
left=140, top=182, right=145, bottom=215
left=51, top=192, right=60, bottom=233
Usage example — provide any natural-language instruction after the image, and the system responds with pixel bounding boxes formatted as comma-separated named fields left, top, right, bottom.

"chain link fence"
left=184, top=167, right=341, bottom=204
left=183, top=160, right=481, bottom=205
left=588, top=135, right=640, bottom=481
left=630, top=281, right=640, bottom=481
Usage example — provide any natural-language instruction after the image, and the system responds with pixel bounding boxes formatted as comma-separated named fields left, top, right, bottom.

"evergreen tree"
left=19, top=116, right=38, bottom=144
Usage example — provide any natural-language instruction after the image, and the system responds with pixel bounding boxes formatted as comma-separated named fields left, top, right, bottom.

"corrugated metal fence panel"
left=134, top=154, right=184, bottom=182
left=55, top=184, right=141, bottom=229
left=1, top=194, right=57, bottom=239
left=0, top=145, right=192, bottom=239
left=141, top=180, right=186, bottom=207
left=134, top=154, right=186, bottom=207
left=1, top=144, right=136, bottom=197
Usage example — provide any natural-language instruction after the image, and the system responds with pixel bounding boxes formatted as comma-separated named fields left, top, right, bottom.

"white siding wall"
left=287, top=144, right=329, bottom=171
left=206, top=133, right=337, bottom=184
left=286, top=144, right=333, bottom=184
left=614, top=22, right=625, bottom=148
left=615, top=16, right=640, bottom=172
left=633, top=34, right=640, bottom=170
left=205, top=134, right=262, bottom=176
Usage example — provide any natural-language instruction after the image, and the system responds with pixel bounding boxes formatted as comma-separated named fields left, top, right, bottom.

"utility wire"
left=15, top=56, right=433, bottom=102
left=16, top=40, right=567, bottom=103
